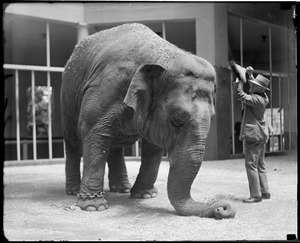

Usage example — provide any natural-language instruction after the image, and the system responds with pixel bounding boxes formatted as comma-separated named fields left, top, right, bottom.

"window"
left=228, top=13, right=296, bottom=154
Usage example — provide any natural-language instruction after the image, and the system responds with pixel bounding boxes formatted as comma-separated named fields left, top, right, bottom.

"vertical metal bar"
left=230, top=72, right=235, bottom=155
left=295, top=75, right=297, bottom=138
left=278, top=75, right=283, bottom=151
left=15, top=70, right=21, bottom=161
left=63, top=141, right=66, bottom=159
left=287, top=77, right=292, bottom=150
left=46, top=22, right=53, bottom=159
left=47, top=72, right=53, bottom=159
left=31, top=71, right=37, bottom=160
left=46, top=22, right=51, bottom=67
left=269, top=26, right=272, bottom=75
left=239, top=17, right=245, bottom=154
left=270, top=90, right=274, bottom=152
left=268, top=26, right=274, bottom=152
left=162, top=22, right=166, bottom=40
left=240, top=18, right=243, bottom=66
left=22, top=141, right=28, bottom=160
left=135, top=140, right=139, bottom=157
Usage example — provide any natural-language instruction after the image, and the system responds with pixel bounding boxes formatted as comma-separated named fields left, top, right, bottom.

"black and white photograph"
left=2, top=1, right=298, bottom=241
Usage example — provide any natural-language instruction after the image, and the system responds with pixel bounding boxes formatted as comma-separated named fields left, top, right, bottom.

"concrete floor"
left=3, top=152, right=298, bottom=241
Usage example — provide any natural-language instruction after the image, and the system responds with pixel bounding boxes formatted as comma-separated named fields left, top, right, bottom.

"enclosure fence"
left=3, top=64, right=142, bottom=165
left=4, top=64, right=64, bottom=164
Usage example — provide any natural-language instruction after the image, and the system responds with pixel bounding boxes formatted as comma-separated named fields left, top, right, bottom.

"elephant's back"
left=99, top=23, right=185, bottom=65
left=61, top=23, right=187, bottom=112
left=64, top=23, right=186, bottom=81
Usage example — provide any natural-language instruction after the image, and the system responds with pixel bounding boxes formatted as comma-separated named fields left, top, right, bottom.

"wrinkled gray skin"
left=61, top=23, right=236, bottom=219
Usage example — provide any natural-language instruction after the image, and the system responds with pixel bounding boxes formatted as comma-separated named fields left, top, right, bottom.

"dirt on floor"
left=3, top=152, right=298, bottom=241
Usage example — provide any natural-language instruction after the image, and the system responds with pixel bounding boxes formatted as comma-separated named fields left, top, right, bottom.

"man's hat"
left=249, top=74, right=270, bottom=91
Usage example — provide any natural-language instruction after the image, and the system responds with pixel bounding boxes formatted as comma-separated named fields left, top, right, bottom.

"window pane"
left=271, top=26, right=288, bottom=73
left=4, top=16, right=46, bottom=66
left=165, top=20, right=196, bottom=54
left=50, top=23, right=77, bottom=67
left=228, top=15, right=241, bottom=64
left=242, top=19, right=269, bottom=71
left=143, top=22, right=163, bottom=37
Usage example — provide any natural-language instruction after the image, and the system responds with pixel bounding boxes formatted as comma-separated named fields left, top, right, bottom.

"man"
left=230, top=61, right=271, bottom=203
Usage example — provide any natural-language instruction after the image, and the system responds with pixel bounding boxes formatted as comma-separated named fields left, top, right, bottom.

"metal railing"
left=4, top=64, right=142, bottom=165
left=4, top=64, right=64, bottom=164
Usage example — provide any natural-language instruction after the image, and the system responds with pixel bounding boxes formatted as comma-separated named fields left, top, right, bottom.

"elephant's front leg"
left=65, top=139, right=82, bottom=195
left=107, top=147, right=132, bottom=193
left=131, top=139, right=164, bottom=199
left=76, top=130, right=111, bottom=211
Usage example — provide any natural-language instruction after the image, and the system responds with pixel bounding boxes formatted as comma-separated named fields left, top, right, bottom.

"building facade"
left=3, top=2, right=297, bottom=162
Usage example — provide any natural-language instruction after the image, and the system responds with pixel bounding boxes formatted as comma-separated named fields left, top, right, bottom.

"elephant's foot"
left=130, top=186, right=158, bottom=199
left=210, top=200, right=236, bottom=219
left=109, top=180, right=132, bottom=193
left=76, top=192, right=108, bottom=211
left=66, top=182, right=80, bottom=195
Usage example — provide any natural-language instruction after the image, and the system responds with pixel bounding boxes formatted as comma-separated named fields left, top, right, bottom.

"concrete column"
left=195, top=12, right=214, bottom=64
left=77, top=22, right=89, bottom=43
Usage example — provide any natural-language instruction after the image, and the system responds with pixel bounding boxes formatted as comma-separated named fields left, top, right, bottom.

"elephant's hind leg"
left=130, top=139, right=163, bottom=199
left=107, top=147, right=132, bottom=193
left=65, top=140, right=82, bottom=195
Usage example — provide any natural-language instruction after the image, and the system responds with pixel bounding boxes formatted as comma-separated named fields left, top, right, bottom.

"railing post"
left=22, top=140, right=28, bottom=160
left=47, top=72, right=53, bottom=160
left=15, top=70, right=21, bottom=161
left=230, top=72, right=235, bottom=155
left=31, top=71, right=37, bottom=160
left=46, top=22, right=53, bottom=160
left=63, top=141, right=66, bottom=159
left=287, top=77, right=291, bottom=151
left=279, top=75, right=283, bottom=151
left=135, top=140, right=139, bottom=157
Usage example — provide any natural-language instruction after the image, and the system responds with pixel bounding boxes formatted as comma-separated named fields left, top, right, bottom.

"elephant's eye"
left=170, top=116, right=184, bottom=128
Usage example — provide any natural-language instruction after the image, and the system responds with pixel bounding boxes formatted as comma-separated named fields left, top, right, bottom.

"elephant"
left=61, top=23, right=236, bottom=219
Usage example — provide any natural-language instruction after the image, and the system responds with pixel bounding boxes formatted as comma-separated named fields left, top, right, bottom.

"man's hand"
left=245, top=66, right=254, bottom=81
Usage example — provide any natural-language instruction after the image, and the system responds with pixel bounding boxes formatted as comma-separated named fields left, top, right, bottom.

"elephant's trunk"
left=167, top=135, right=236, bottom=219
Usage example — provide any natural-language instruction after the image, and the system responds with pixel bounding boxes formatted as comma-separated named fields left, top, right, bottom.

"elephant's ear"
left=124, top=64, right=165, bottom=124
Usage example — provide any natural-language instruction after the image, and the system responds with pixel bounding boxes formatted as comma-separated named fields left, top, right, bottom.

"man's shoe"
left=243, top=196, right=262, bottom=203
left=262, top=193, right=271, bottom=199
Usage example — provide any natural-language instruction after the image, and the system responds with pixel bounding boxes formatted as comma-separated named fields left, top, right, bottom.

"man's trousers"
left=244, top=140, right=270, bottom=197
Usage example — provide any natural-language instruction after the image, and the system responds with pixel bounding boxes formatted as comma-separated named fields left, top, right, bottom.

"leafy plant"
left=27, top=86, right=52, bottom=137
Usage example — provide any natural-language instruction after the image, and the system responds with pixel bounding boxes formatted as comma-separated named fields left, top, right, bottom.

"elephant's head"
left=124, top=54, right=236, bottom=219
